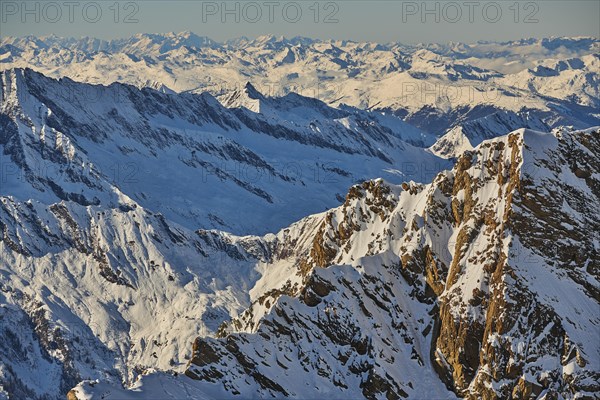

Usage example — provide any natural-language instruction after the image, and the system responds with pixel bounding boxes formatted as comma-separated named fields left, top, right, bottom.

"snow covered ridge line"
left=1, top=33, right=597, bottom=56
left=1, top=33, right=598, bottom=115
left=3, top=33, right=598, bottom=160
left=68, top=127, right=600, bottom=399
left=0, top=67, right=448, bottom=235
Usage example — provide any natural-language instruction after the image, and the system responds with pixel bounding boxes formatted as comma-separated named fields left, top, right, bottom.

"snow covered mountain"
left=68, top=127, right=600, bottom=399
left=1, top=35, right=599, bottom=400
left=0, top=68, right=445, bottom=235
left=0, top=67, right=446, bottom=399
left=177, top=126, right=600, bottom=399
left=3, top=33, right=597, bottom=159
left=429, top=109, right=552, bottom=159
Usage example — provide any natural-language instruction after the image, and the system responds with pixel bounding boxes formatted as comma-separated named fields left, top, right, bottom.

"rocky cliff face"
left=177, top=128, right=599, bottom=399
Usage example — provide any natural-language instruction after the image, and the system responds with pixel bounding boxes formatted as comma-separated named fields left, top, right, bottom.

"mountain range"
left=0, top=33, right=599, bottom=400
left=2, top=33, right=598, bottom=158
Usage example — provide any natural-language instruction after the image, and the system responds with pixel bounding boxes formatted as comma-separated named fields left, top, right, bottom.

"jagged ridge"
left=174, top=128, right=600, bottom=399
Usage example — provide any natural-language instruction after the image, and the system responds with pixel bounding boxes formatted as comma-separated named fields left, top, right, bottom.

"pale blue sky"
left=1, top=0, right=599, bottom=43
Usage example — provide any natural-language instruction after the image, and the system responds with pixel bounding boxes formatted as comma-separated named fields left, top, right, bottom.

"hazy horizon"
left=3, top=30, right=599, bottom=46
left=1, top=1, right=598, bottom=44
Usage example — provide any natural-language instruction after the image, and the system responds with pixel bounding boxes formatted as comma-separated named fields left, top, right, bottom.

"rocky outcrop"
left=182, top=128, right=600, bottom=399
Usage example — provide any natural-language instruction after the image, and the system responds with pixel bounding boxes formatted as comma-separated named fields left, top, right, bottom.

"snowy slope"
left=429, top=108, right=549, bottom=159
left=498, top=53, right=600, bottom=108
left=69, top=127, right=600, bottom=399
left=0, top=68, right=446, bottom=236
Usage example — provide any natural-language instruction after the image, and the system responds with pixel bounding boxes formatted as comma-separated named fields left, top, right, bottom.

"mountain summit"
left=62, top=127, right=600, bottom=399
